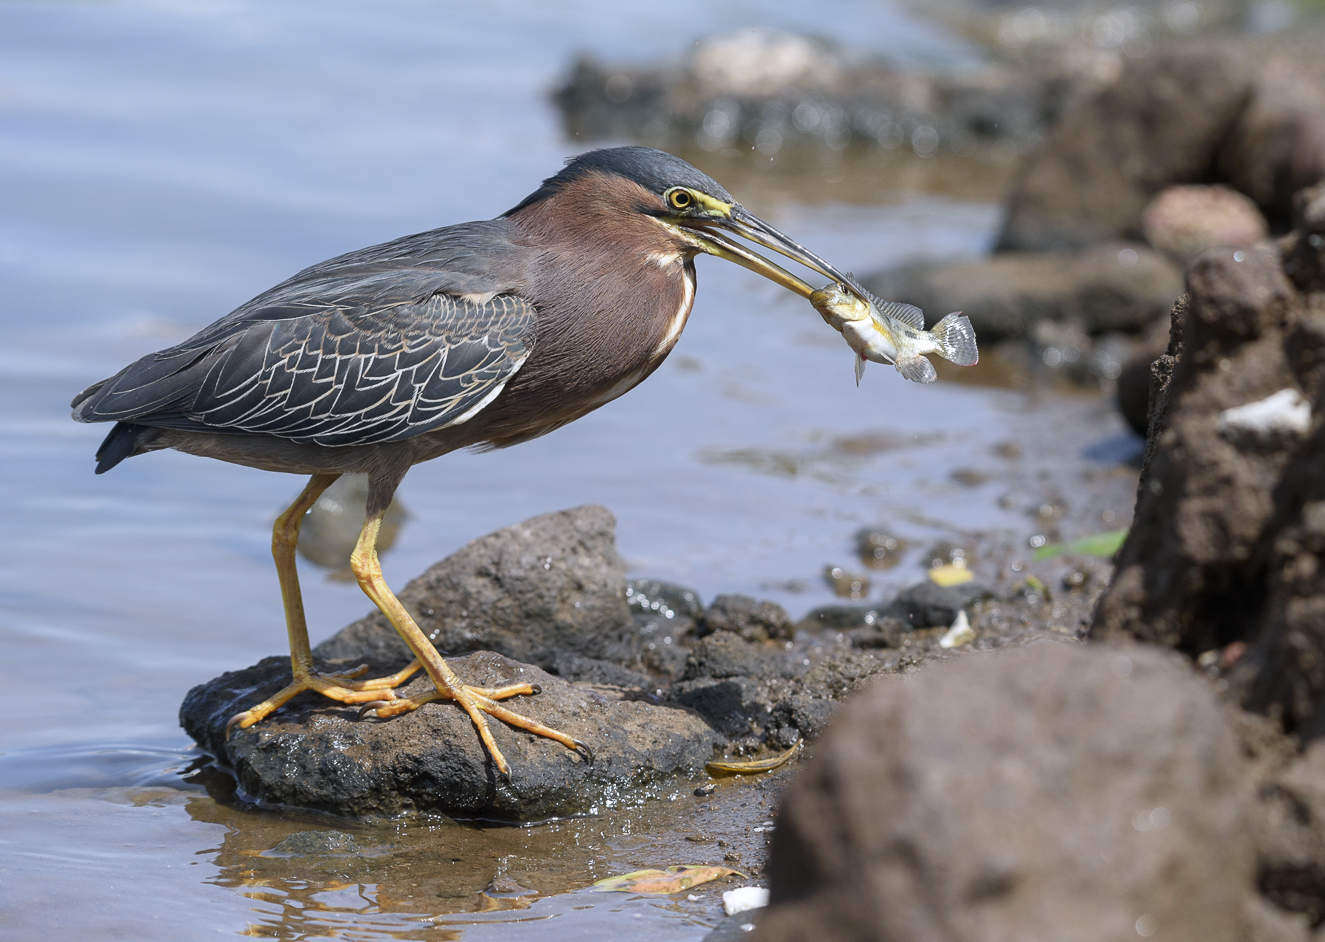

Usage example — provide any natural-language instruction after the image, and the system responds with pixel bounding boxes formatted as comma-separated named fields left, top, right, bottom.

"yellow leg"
left=350, top=511, right=584, bottom=777
left=226, top=474, right=421, bottom=732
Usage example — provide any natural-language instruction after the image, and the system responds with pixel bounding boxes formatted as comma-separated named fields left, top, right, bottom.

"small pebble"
left=823, top=565, right=871, bottom=599
left=695, top=783, right=716, bottom=797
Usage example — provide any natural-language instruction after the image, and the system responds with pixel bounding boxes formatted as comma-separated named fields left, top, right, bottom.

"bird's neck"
left=498, top=171, right=698, bottom=415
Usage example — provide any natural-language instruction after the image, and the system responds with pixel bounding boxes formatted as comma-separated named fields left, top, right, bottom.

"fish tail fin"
left=895, top=356, right=937, bottom=384
left=930, top=312, right=978, bottom=367
left=854, top=354, right=866, bottom=386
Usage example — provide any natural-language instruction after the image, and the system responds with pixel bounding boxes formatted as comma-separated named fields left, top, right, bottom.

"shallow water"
left=1, top=2, right=1130, bottom=939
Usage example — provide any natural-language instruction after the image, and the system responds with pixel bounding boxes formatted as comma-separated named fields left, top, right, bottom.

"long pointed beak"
left=677, top=205, right=866, bottom=300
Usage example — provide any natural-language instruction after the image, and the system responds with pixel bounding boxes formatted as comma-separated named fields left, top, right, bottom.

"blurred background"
left=2, top=0, right=1322, bottom=939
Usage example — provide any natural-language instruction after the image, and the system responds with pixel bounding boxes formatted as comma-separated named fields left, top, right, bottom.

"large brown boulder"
left=755, top=642, right=1256, bottom=941
left=996, top=45, right=1254, bottom=251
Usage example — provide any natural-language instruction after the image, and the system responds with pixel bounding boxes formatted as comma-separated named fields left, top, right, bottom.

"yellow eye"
left=668, top=189, right=693, bottom=210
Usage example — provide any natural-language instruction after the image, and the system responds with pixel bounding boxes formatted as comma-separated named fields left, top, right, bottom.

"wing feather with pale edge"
left=72, top=222, right=537, bottom=447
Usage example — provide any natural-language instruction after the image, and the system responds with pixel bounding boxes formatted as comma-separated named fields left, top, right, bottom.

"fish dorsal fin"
left=866, top=290, right=925, bottom=330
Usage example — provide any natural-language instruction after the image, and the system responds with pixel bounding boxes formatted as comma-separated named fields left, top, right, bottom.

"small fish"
left=810, top=282, right=978, bottom=385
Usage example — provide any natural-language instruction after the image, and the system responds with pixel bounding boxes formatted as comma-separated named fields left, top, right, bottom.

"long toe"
left=361, top=680, right=583, bottom=775
left=227, top=670, right=401, bottom=734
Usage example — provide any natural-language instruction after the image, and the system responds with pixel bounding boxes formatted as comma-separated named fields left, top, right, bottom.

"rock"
left=316, top=505, right=632, bottom=676
left=626, top=578, right=704, bottom=622
left=997, top=44, right=1253, bottom=251
left=1142, top=184, right=1269, bottom=265
left=180, top=505, right=728, bottom=818
left=699, top=594, right=793, bottom=643
left=865, top=242, right=1182, bottom=342
left=1092, top=185, right=1325, bottom=739
left=1243, top=897, right=1313, bottom=942
left=885, top=579, right=993, bottom=629
left=1113, top=317, right=1177, bottom=437
left=553, top=28, right=1084, bottom=160
left=672, top=632, right=882, bottom=749
left=853, top=527, right=907, bottom=570
left=822, top=565, right=870, bottom=600
left=1219, top=46, right=1325, bottom=224
left=1115, top=347, right=1157, bottom=436
left=1253, top=741, right=1325, bottom=928
left=755, top=642, right=1257, bottom=941
left=181, top=502, right=909, bottom=815
left=181, top=650, right=719, bottom=821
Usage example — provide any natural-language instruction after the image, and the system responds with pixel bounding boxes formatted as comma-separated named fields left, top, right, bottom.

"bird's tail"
left=929, top=312, right=979, bottom=367
left=94, top=422, right=151, bottom=474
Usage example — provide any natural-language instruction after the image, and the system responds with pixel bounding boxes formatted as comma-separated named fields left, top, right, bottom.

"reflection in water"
left=169, top=753, right=777, bottom=942
left=297, top=474, right=408, bottom=578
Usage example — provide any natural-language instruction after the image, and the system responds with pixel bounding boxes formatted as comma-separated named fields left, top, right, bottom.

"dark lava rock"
left=796, top=605, right=910, bottom=651
left=996, top=44, right=1254, bottom=252
left=626, top=577, right=704, bottom=622
left=316, top=505, right=631, bottom=673
left=1093, top=184, right=1325, bottom=739
left=181, top=502, right=900, bottom=818
left=885, top=579, right=995, bottom=629
left=865, top=242, right=1181, bottom=342
left=755, top=641, right=1256, bottom=941
left=672, top=632, right=881, bottom=749
left=181, top=650, right=719, bottom=821
left=699, top=594, right=793, bottom=642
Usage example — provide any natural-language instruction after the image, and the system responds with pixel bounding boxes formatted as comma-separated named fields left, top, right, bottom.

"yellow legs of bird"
left=225, top=473, right=417, bottom=728
left=227, top=473, right=583, bottom=777
left=348, top=508, right=583, bottom=776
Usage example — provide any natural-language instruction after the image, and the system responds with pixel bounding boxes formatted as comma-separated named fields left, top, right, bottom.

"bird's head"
left=507, top=146, right=864, bottom=300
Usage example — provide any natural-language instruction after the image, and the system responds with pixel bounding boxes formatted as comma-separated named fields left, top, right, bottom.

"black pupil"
left=674, top=192, right=689, bottom=206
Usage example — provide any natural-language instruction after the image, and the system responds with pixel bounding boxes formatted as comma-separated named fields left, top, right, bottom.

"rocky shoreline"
left=179, top=17, right=1325, bottom=940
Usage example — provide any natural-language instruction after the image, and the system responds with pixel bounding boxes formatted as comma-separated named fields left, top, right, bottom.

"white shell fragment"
left=939, top=610, right=976, bottom=649
left=722, top=886, right=770, bottom=916
left=1216, top=388, right=1311, bottom=446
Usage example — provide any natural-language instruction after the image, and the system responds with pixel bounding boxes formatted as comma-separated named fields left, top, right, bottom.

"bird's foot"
left=225, top=663, right=417, bottom=733
left=333, top=658, right=422, bottom=691
left=363, top=681, right=588, bottom=778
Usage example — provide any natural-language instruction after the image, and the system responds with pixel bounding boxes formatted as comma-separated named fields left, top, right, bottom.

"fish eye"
left=667, top=188, right=693, bottom=211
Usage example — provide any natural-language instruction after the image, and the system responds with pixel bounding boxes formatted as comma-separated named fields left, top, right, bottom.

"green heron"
left=72, top=146, right=865, bottom=777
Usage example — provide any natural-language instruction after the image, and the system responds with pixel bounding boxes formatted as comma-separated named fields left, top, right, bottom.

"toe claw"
left=357, top=700, right=390, bottom=719
left=572, top=740, right=595, bottom=765
left=529, top=684, right=542, bottom=695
